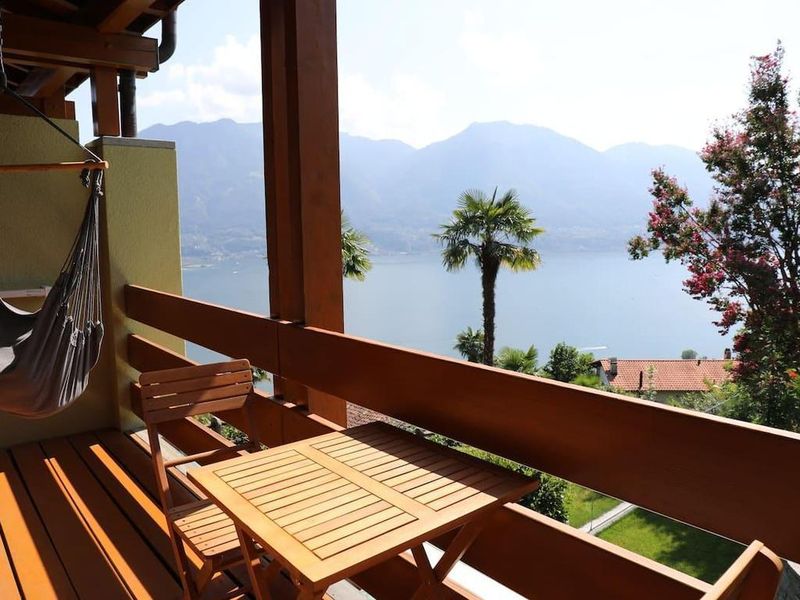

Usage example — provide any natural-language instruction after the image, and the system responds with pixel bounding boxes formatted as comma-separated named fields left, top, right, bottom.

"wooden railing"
left=125, top=284, right=800, bottom=599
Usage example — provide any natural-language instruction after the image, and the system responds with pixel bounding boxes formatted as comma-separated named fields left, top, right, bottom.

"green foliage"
left=453, top=444, right=567, bottom=523
left=494, top=345, right=538, bottom=375
left=564, top=484, right=620, bottom=528
left=681, top=349, right=698, bottom=360
left=544, top=342, right=595, bottom=383
left=639, top=365, right=658, bottom=402
left=436, top=188, right=544, bottom=364
left=454, top=327, right=484, bottom=363
left=341, top=212, right=372, bottom=281
left=570, top=373, right=603, bottom=389
left=628, top=45, right=800, bottom=431
left=598, top=509, right=743, bottom=583
left=669, top=379, right=757, bottom=422
left=251, top=367, right=269, bottom=384
left=194, top=414, right=249, bottom=445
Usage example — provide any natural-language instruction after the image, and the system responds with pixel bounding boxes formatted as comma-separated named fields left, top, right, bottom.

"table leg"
left=236, top=526, right=273, bottom=600
left=411, top=516, right=492, bottom=598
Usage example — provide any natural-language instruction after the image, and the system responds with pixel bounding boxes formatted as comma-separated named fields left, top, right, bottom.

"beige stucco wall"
left=0, top=115, right=184, bottom=446
left=93, top=136, right=185, bottom=432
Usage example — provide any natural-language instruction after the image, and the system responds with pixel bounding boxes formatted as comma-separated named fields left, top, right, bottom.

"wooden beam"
left=287, top=0, right=346, bottom=425
left=78, top=0, right=156, bottom=33
left=0, top=93, right=74, bottom=119
left=260, top=0, right=345, bottom=423
left=124, top=287, right=280, bottom=374
left=29, top=0, right=79, bottom=16
left=261, top=0, right=304, bottom=322
left=15, top=67, right=78, bottom=98
left=2, top=13, right=159, bottom=73
left=288, top=0, right=344, bottom=332
left=90, top=67, right=120, bottom=136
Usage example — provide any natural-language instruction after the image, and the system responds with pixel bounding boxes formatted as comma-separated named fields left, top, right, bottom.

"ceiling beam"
left=15, top=66, right=80, bottom=98
left=74, top=0, right=156, bottom=33
left=29, top=0, right=79, bottom=17
left=2, top=13, right=159, bottom=73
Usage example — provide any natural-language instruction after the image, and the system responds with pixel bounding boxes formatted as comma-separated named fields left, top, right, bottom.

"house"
left=0, top=1, right=794, bottom=598
left=594, top=357, right=736, bottom=403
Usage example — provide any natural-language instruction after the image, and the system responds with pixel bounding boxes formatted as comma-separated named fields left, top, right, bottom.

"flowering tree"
left=629, top=45, right=800, bottom=430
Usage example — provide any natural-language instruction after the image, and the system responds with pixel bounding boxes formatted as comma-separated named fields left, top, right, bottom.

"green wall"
left=0, top=114, right=184, bottom=446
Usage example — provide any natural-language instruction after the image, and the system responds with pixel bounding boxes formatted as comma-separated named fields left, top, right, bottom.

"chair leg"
left=168, top=527, right=201, bottom=599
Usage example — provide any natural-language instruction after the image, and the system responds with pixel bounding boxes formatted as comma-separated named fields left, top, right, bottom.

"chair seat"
left=170, top=500, right=242, bottom=559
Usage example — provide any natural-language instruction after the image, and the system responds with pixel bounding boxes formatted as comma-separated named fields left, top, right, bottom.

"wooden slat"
left=145, top=396, right=249, bottom=423
left=0, top=451, right=75, bottom=600
left=10, top=443, right=131, bottom=599
left=144, top=383, right=252, bottom=412
left=0, top=532, right=19, bottom=600
left=140, top=360, right=251, bottom=386
left=40, top=437, right=182, bottom=598
left=142, top=371, right=251, bottom=399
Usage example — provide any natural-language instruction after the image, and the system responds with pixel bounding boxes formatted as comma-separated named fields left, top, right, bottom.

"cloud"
left=140, top=36, right=262, bottom=122
left=339, top=73, right=448, bottom=147
left=459, top=10, right=540, bottom=86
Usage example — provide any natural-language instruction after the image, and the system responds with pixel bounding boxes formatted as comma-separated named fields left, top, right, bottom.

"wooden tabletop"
left=187, top=422, right=538, bottom=590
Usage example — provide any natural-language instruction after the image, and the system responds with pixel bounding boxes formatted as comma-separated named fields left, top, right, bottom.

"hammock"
left=0, top=31, right=107, bottom=417
left=0, top=172, right=105, bottom=417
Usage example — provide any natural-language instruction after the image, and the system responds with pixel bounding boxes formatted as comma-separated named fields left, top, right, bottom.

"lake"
left=182, top=252, right=732, bottom=365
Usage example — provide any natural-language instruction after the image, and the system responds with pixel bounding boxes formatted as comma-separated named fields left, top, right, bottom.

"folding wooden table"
left=187, top=422, right=539, bottom=599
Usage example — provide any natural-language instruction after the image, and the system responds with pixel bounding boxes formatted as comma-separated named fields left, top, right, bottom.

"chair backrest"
left=701, top=541, right=783, bottom=600
left=139, top=359, right=261, bottom=510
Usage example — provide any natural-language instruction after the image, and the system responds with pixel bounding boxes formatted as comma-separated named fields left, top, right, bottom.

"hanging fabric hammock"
left=0, top=171, right=105, bottom=417
left=0, top=20, right=107, bottom=417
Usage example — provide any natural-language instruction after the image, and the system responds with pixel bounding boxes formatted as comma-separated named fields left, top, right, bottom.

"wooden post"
left=90, top=67, right=121, bottom=137
left=260, top=0, right=347, bottom=426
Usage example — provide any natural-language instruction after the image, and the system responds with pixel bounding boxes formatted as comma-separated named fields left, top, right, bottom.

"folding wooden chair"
left=701, top=540, right=783, bottom=600
left=140, top=359, right=263, bottom=599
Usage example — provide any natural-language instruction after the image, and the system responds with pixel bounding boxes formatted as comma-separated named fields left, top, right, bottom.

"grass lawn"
left=565, top=483, right=620, bottom=528
left=598, top=509, right=744, bottom=583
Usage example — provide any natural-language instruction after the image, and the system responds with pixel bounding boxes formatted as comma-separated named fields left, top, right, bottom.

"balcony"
left=0, top=1, right=798, bottom=599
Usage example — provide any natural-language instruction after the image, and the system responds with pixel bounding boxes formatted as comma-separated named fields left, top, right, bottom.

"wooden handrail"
left=125, top=284, right=800, bottom=565
left=700, top=541, right=782, bottom=599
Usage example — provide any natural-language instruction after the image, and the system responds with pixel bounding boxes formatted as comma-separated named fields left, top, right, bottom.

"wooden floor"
left=0, top=429, right=256, bottom=600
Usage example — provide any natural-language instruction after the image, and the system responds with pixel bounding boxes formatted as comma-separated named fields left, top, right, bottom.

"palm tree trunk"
left=481, top=260, right=499, bottom=365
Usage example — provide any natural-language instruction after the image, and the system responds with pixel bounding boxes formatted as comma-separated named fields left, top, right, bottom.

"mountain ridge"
left=140, top=119, right=714, bottom=260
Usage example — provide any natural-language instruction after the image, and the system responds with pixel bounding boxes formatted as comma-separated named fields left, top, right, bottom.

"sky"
left=72, top=0, right=800, bottom=152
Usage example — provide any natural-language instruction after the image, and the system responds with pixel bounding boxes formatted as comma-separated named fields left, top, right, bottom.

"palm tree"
left=435, top=188, right=543, bottom=365
left=341, top=212, right=372, bottom=281
left=454, top=327, right=484, bottom=363
left=495, top=345, right=538, bottom=375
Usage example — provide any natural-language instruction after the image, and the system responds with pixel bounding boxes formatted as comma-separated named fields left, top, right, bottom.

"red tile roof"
left=596, top=359, right=735, bottom=392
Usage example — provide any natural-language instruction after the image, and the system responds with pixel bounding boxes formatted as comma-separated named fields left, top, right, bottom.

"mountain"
left=140, top=120, right=714, bottom=259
